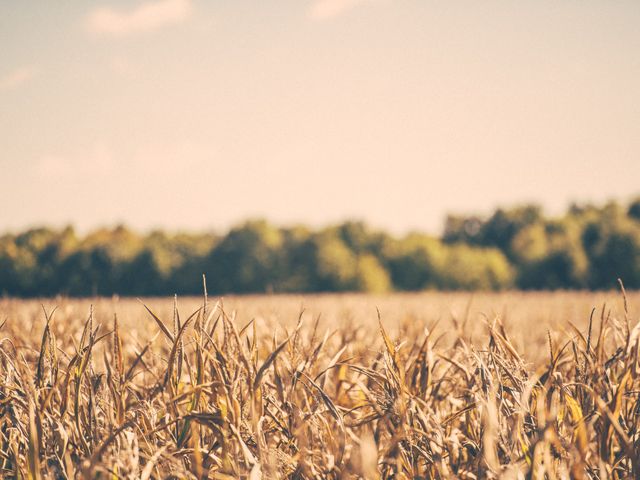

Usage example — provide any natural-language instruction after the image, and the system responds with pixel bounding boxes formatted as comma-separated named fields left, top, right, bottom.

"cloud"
left=309, top=0, right=376, bottom=20
left=33, top=144, right=114, bottom=180
left=32, top=141, right=213, bottom=182
left=0, top=66, right=38, bottom=91
left=85, top=0, right=192, bottom=37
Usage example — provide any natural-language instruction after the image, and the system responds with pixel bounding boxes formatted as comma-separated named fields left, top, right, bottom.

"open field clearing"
left=3, top=291, right=639, bottom=361
left=1, top=290, right=640, bottom=478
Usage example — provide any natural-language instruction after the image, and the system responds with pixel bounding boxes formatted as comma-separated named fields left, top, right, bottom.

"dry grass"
left=1, top=288, right=639, bottom=478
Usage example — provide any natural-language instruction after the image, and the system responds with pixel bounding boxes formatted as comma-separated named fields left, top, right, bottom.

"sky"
left=1, top=0, right=639, bottom=235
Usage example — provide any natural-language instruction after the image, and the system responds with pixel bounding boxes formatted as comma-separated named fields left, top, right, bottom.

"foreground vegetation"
left=1, top=289, right=639, bottom=478
left=2, top=198, right=640, bottom=296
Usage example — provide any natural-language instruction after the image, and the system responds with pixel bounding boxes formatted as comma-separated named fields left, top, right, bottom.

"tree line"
left=1, top=198, right=640, bottom=296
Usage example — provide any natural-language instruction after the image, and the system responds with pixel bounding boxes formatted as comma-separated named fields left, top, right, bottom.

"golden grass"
left=1, top=289, right=639, bottom=478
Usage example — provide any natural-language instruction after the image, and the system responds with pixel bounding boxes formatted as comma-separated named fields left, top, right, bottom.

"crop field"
left=1, top=290, right=639, bottom=479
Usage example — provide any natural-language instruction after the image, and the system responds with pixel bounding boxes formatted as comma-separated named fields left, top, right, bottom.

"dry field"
left=1, top=289, right=639, bottom=478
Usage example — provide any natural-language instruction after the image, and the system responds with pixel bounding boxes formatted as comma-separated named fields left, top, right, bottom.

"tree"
left=119, top=249, right=168, bottom=296
left=478, top=205, right=543, bottom=256
left=0, top=235, right=21, bottom=295
left=204, top=220, right=283, bottom=294
left=1, top=197, right=639, bottom=296
left=439, top=245, right=513, bottom=290
left=443, top=215, right=483, bottom=244
left=384, top=234, right=446, bottom=291
left=628, top=197, right=640, bottom=221
left=583, top=217, right=640, bottom=289
left=58, top=246, right=117, bottom=296
left=307, top=230, right=359, bottom=291
left=513, top=220, right=588, bottom=289
left=355, top=254, right=391, bottom=293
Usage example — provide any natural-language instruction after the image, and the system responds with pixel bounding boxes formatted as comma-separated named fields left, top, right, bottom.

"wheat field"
left=1, top=289, right=639, bottom=479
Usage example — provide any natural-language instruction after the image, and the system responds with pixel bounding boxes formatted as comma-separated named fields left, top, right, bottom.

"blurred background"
left=1, top=0, right=639, bottom=296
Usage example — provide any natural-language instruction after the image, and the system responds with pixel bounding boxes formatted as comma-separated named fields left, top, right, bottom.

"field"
left=1, top=290, right=639, bottom=479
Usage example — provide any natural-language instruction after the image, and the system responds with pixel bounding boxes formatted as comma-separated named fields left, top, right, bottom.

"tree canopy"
left=1, top=198, right=640, bottom=296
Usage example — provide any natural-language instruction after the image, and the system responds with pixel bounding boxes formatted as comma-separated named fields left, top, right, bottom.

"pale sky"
left=1, top=0, right=639, bottom=235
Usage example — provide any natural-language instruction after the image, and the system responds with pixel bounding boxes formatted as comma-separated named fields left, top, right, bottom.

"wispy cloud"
left=85, top=0, right=193, bottom=37
left=33, top=144, right=114, bottom=180
left=309, top=0, right=377, bottom=20
left=0, top=66, right=38, bottom=91
left=33, top=141, right=212, bottom=181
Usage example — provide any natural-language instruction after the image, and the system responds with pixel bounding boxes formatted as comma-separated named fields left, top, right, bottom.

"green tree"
left=384, top=234, right=446, bottom=291
left=355, top=254, right=391, bottom=293
left=0, top=235, right=21, bottom=295
left=204, top=220, right=283, bottom=293
left=513, top=220, right=588, bottom=289
left=443, top=215, right=483, bottom=244
left=309, top=230, right=359, bottom=291
left=478, top=205, right=543, bottom=256
left=58, top=247, right=117, bottom=296
left=583, top=217, right=640, bottom=289
left=119, top=249, right=168, bottom=296
left=440, top=245, right=513, bottom=290
left=628, top=197, right=640, bottom=222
